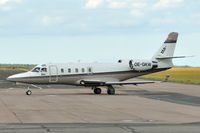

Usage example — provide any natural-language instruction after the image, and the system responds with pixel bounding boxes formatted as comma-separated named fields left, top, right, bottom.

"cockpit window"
left=32, top=67, right=41, bottom=72
left=41, top=68, right=47, bottom=72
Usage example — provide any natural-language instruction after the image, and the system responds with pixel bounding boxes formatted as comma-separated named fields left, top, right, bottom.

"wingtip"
left=162, top=75, right=170, bottom=82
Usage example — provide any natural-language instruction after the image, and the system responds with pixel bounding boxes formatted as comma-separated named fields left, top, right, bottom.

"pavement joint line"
left=0, top=96, right=23, bottom=123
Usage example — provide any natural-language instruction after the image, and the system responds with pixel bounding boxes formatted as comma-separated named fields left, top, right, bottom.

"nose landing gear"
left=25, top=84, right=42, bottom=95
left=26, top=86, right=32, bottom=95
left=26, top=90, right=32, bottom=95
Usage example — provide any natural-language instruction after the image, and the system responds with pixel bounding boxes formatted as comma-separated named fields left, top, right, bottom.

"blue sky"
left=0, top=0, right=199, bottom=66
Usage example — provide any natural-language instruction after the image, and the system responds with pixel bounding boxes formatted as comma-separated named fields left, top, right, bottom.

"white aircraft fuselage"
left=7, top=60, right=167, bottom=85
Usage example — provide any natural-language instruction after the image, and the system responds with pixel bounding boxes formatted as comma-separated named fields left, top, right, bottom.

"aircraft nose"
left=7, top=72, right=30, bottom=83
left=7, top=75, right=17, bottom=82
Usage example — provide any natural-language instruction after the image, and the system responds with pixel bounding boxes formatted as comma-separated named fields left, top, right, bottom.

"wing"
left=79, top=80, right=155, bottom=86
left=79, top=75, right=170, bottom=86
left=106, top=81, right=155, bottom=85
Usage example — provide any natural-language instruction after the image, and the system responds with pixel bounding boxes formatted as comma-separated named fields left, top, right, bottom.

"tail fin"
left=152, top=32, right=178, bottom=68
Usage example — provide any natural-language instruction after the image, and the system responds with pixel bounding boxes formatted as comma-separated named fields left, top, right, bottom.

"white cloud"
left=150, top=17, right=177, bottom=24
left=84, top=0, right=149, bottom=18
left=131, top=1, right=147, bottom=8
left=153, top=0, right=184, bottom=9
left=106, top=0, right=127, bottom=8
left=0, top=6, right=12, bottom=11
left=0, top=0, right=22, bottom=11
left=84, top=0, right=103, bottom=8
left=191, top=14, right=200, bottom=18
left=0, top=0, right=22, bottom=5
left=0, top=0, right=9, bottom=4
left=84, top=0, right=148, bottom=9
left=41, top=16, right=65, bottom=26
left=150, top=14, right=200, bottom=26
left=130, top=10, right=143, bottom=17
left=106, top=0, right=148, bottom=9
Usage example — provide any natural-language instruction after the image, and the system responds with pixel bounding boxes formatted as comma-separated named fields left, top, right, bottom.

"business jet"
left=7, top=32, right=184, bottom=95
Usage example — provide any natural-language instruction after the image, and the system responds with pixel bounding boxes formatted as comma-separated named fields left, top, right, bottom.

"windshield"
left=31, top=67, right=41, bottom=72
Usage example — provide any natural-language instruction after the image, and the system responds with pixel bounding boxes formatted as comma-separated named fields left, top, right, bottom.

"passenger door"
left=49, top=65, right=58, bottom=83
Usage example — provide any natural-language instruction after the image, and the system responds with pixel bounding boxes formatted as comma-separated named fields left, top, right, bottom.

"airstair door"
left=49, top=65, right=58, bottom=83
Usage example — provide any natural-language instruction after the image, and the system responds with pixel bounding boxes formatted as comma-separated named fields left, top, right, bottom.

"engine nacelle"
left=129, top=60, right=155, bottom=71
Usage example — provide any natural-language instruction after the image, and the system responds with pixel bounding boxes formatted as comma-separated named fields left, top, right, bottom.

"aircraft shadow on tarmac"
left=121, top=90, right=200, bottom=106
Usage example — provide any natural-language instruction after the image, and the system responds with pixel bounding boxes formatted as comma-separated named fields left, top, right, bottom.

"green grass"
left=140, top=67, right=200, bottom=84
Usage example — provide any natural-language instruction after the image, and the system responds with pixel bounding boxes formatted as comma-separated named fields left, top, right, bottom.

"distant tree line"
left=0, top=64, right=36, bottom=69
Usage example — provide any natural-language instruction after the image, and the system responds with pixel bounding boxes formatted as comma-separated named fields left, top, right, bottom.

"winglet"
left=162, top=75, right=170, bottom=82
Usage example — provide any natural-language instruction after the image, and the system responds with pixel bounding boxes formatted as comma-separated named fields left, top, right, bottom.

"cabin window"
left=61, top=68, right=64, bottom=73
left=41, top=68, right=47, bottom=72
left=32, top=67, right=41, bottom=72
left=88, top=67, right=92, bottom=73
left=75, top=68, right=79, bottom=73
left=82, top=68, right=85, bottom=73
left=68, top=68, right=71, bottom=73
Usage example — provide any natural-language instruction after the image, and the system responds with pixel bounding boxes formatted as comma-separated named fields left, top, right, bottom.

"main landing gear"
left=92, top=86, right=115, bottom=95
left=107, top=86, right=115, bottom=95
left=93, top=87, right=102, bottom=94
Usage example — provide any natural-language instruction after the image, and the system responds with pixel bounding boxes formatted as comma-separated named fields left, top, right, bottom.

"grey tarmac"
left=0, top=76, right=200, bottom=132
left=0, top=123, right=200, bottom=133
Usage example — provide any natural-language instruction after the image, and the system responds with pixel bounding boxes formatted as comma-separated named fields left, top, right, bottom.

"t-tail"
left=152, top=32, right=179, bottom=69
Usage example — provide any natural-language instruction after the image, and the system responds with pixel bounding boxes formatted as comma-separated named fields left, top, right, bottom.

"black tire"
left=26, top=90, right=32, bottom=95
left=107, top=87, right=115, bottom=95
left=94, top=88, right=101, bottom=94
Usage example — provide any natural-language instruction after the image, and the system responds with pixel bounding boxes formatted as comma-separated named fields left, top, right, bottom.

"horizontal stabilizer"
left=156, top=56, right=193, bottom=59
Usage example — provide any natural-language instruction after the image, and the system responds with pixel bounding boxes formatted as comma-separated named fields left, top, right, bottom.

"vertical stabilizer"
left=152, top=32, right=178, bottom=68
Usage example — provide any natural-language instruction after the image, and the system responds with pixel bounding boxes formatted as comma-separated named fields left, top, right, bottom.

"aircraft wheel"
left=107, top=86, right=115, bottom=95
left=94, top=88, right=101, bottom=94
left=26, top=90, right=32, bottom=95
